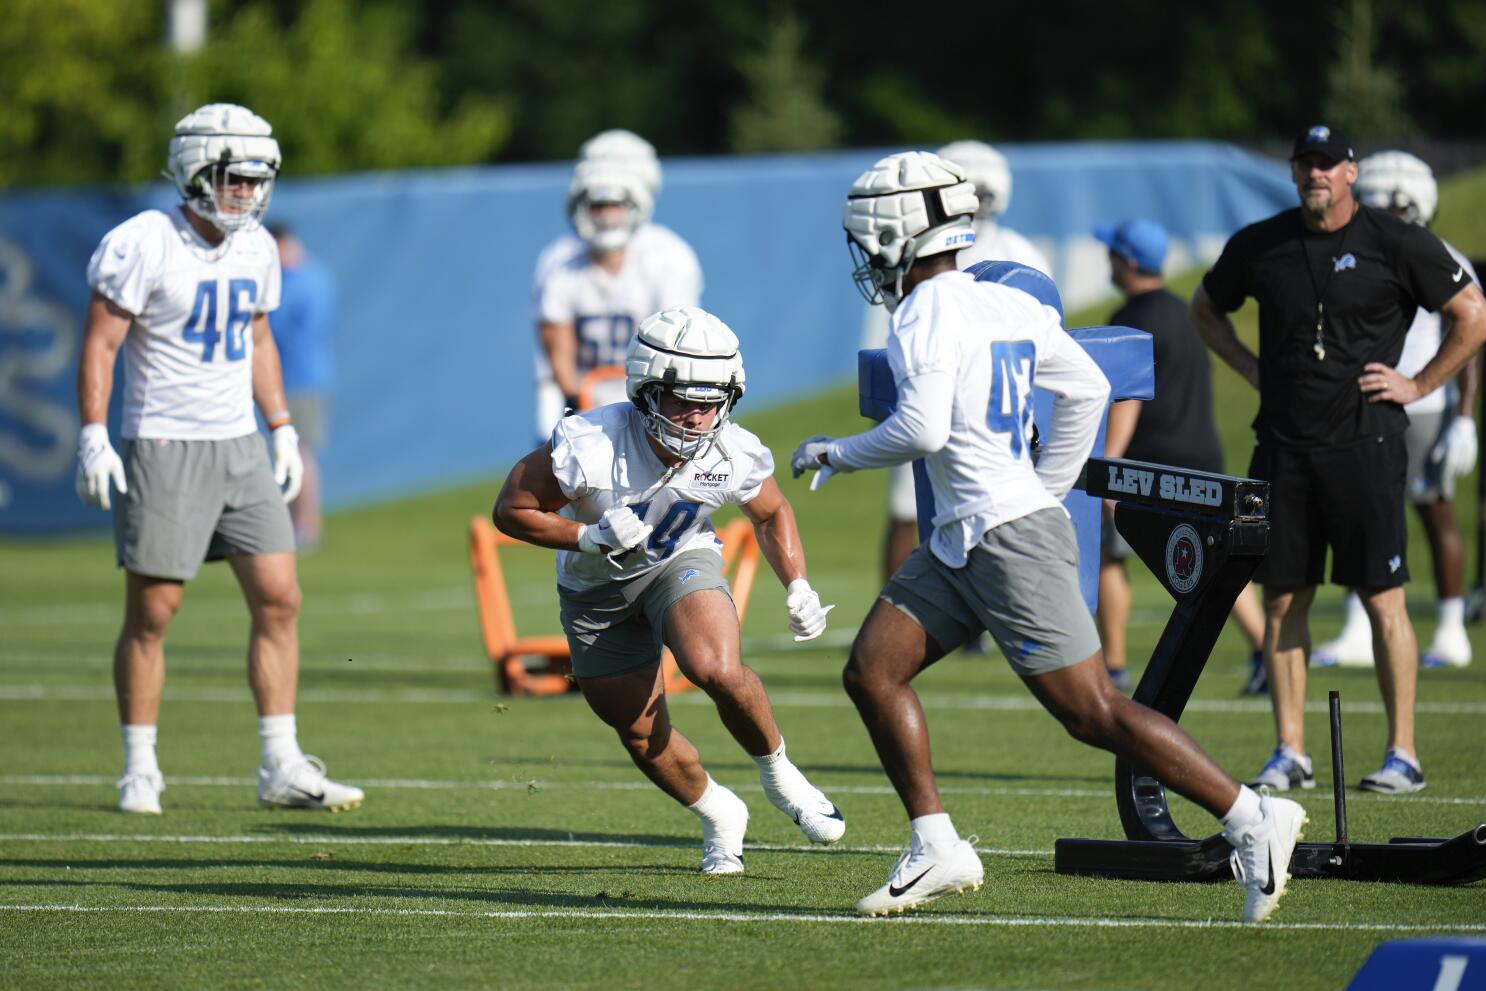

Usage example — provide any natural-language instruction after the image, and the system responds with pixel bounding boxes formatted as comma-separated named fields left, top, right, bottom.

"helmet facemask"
left=639, top=378, right=737, bottom=460
left=185, top=157, right=277, bottom=234
left=573, top=194, right=641, bottom=252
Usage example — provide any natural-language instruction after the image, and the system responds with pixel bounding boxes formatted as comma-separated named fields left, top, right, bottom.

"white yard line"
left=0, top=902, right=1481, bottom=933
left=3, top=682, right=1483, bottom=716
left=0, top=832, right=1046, bottom=857
left=2, top=773, right=1481, bottom=806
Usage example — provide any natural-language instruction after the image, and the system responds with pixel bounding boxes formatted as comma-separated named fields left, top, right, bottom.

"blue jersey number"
left=575, top=314, right=636, bottom=371
left=628, top=500, right=703, bottom=560
left=182, top=279, right=257, bottom=363
left=988, top=340, right=1036, bottom=458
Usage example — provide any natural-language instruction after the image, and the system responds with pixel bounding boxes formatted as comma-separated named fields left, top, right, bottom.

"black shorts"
left=1248, top=435, right=1409, bottom=589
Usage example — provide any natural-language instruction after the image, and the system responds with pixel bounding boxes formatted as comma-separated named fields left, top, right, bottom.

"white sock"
left=910, top=812, right=959, bottom=846
left=1386, top=747, right=1419, bottom=768
left=258, top=714, right=302, bottom=767
left=686, top=776, right=746, bottom=849
left=1220, top=785, right=1264, bottom=835
left=1341, top=592, right=1371, bottom=639
left=752, top=739, right=808, bottom=796
left=121, top=724, right=159, bottom=776
left=1438, top=597, right=1465, bottom=631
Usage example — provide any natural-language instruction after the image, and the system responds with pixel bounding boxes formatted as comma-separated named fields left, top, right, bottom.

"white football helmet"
left=844, top=151, right=979, bottom=312
left=166, top=103, right=281, bottom=234
left=626, top=307, right=746, bottom=460
left=567, top=161, right=654, bottom=253
left=1355, top=150, right=1437, bottom=226
left=938, top=140, right=1012, bottom=221
left=579, top=129, right=662, bottom=197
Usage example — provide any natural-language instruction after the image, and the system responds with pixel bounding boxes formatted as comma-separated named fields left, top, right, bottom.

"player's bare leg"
left=1022, top=653, right=1239, bottom=816
left=1096, top=558, right=1131, bottom=680
left=290, top=449, right=323, bottom=548
left=232, top=551, right=361, bottom=811
left=114, top=573, right=184, bottom=725
left=664, top=588, right=779, bottom=756
left=666, top=588, right=844, bottom=844
left=882, top=519, right=917, bottom=582
left=842, top=597, right=948, bottom=818
left=113, top=572, right=184, bottom=813
left=578, top=662, right=748, bottom=872
left=1263, top=585, right=1314, bottom=752
left=1418, top=500, right=1465, bottom=600
left=230, top=552, right=302, bottom=716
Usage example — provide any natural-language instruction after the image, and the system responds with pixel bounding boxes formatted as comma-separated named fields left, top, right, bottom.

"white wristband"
left=576, top=524, right=602, bottom=555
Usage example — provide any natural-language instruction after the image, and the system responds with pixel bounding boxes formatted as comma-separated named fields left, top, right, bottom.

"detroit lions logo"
left=1164, top=524, right=1204, bottom=595
left=1333, top=253, right=1356, bottom=272
left=1306, top=125, right=1331, bottom=143
left=680, top=568, right=700, bottom=584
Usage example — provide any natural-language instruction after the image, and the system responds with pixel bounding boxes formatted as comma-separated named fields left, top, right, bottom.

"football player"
left=792, top=151, right=1305, bottom=922
left=76, top=103, right=363, bottom=815
left=528, top=130, right=702, bottom=440
left=1314, top=151, right=1480, bottom=672
left=494, top=306, right=842, bottom=874
left=875, top=140, right=1053, bottom=586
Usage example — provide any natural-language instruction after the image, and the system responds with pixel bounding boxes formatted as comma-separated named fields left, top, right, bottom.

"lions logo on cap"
left=1306, top=125, right=1332, bottom=143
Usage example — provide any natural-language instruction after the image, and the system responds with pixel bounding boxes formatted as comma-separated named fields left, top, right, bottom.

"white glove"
left=271, top=424, right=304, bottom=504
left=786, top=578, right=835, bottom=643
left=1431, top=415, right=1478, bottom=481
left=576, top=505, right=654, bottom=557
left=75, top=423, right=127, bottom=510
left=791, top=436, right=838, bottom=490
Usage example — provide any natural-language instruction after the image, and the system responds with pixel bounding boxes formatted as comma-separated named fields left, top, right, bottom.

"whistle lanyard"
left=1299, top=205, right=1358, bottom=361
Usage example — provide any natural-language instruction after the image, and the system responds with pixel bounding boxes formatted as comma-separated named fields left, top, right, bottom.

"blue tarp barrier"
left=0, top=142, right=1292, bottom=533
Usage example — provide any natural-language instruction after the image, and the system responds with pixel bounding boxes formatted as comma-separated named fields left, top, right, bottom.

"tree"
left=729, top=14, right=842, bottom=153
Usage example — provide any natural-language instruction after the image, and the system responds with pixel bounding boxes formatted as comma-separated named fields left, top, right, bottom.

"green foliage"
left=1323, top=0, right=1414, bottom=140
left=729, top=15, right=843, bottom=154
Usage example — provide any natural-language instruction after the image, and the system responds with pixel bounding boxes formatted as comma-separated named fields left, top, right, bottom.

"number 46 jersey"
left=87, top=208, right=281, bottom=440
left=550, top=403, right=773, bottom=592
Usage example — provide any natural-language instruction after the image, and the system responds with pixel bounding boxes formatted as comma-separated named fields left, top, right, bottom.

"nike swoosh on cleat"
left=1259, top=849, right=1277, bottom=896
left=794, top=805, right=844, bottom=824
left=290, top=786, right=326, bottom=803
left=888, top=866, right=934, bottom=898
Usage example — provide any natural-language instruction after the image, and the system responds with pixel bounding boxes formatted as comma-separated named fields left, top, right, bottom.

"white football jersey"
left=835, top=271, right=1109, bottom=568
left=1398, top=241, right=1476, bottom=415
left=87, top=208, right=281, bottom=440
left=955, top=220, right=1052, bottom=275
left=550, top=404, right=772, bottom=591
left=536, top=224, right=703, bottom=376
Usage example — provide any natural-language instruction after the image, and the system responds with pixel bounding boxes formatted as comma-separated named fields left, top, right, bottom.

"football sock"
left=258, top=714, right=303, bottom=767
left=910, top=812, right=959, bottom=846
left=1438, top=597, right=1465, bottom=632
left=121, top=724, right=159, bottom=776
left=752, top=739, right=810, bottom=798
left=687, top=776, right=747, bottom=849
left=1220, top=785, right=1263, bottom=834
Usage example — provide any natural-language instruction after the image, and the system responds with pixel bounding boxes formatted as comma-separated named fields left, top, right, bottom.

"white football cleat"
left=762, top=777, right=845, bottom=845
left=1422, top=625, right=1471, bottom=669
left=698, top=785, right=749, bottom=875
left=856, top=835, right=984, bottom=916
left=257, top=755, right=364, bottom=812
left=1311, top=629, right=1373, bottom=668
left=117, top=771, right=164, bottom=815
left=1226, top=794, right=1307, bottom=924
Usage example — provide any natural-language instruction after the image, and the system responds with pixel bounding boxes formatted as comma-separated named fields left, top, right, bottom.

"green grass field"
left=5, top=240, right=1486, bottom=988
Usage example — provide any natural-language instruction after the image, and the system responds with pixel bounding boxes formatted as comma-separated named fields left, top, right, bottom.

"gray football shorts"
left=1404, top=409, right=1448, bottom=503
left=114, top=434, right=295, bottom=581
left=558, top=548, right=732, bottom=679
left=882, top=507, right=1101, bottom=677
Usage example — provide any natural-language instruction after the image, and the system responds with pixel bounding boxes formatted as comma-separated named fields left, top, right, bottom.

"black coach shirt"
left=1203, top=204, right=1467, bottom=448
left=1111, top=288, right=1224, bottom=472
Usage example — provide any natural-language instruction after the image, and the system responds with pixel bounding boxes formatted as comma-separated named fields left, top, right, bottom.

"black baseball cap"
left=1290, top=124, right=1355, bottom=165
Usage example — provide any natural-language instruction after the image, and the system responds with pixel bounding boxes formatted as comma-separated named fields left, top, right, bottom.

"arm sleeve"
left=1031, top=325, right=1111, bottom=500
left=828, top=369, right=954, bottom=470
left=86, top=219, right=160, bottom=315
left=1402, top=226, right=1475, bottom=312
left=1200, top=232, right=1249, bottom=313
